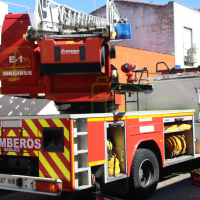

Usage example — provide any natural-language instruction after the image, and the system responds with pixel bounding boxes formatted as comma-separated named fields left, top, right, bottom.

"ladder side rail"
left=52, top=6, right=59, bottom=31
left=49, top=4, right=54, bottom=30
left=84, top=14, right=87, bottom=27
left=111, top=0, right=120, bottom=21
left=80, top=12, right=83, bottom=28
left=58, top=6, right=62, bottom=30
left=106, top=0, right=122, bottom=32
left=34, top=0, right=44, bottom=30
left=61, top=6, right=65, bottom=29
left=67, top=9, right=71, bottom=27
left=111, top=5, right=114, bottom=31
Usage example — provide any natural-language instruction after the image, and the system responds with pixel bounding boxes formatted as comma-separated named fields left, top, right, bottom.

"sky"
left=2, top=0, right=200, bottom=14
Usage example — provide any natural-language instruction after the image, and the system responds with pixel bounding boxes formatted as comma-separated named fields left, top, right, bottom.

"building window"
left=184, top=27, right=192, bottom=50
left=183, top=27, right=197, bottom=63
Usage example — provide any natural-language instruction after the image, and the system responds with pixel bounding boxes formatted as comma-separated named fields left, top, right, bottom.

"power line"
left=0, top=1, right=29, bottom=13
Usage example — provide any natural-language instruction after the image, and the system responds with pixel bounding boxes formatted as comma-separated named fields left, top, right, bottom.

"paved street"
left=0, top=159, right=200, bottom=200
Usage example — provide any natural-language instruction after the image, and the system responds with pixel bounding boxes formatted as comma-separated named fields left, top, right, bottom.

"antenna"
left=92, top=0, right=96, bottom=10
left=94, top=0, right=96, bottom=10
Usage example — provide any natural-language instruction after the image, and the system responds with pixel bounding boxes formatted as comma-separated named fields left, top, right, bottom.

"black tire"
left=129, top=148, right=159, bottom=199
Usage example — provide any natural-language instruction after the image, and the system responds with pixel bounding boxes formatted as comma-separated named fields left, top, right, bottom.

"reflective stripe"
left=24, top=119, right=38, bottom=137
left=49, top=152, right=70, bottom=181
left=64, top=146, right=70, bottom=162
left=127, top=115, right=162, bottom=119
left=52, top=119, right=69, bottom=141
left=88, top=118, right=104, bottom=122
left=89, top=160, right=105, bottom=167
left=39, top=151, right=59, bottom=179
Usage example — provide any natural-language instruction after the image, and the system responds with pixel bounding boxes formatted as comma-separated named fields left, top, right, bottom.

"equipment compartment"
left=104, top=121, right=127, bottom=183
left=163, top=118, right=195, bottom=166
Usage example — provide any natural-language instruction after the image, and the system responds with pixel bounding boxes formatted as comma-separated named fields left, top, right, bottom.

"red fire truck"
left=0, top=0, right=199, bottom=199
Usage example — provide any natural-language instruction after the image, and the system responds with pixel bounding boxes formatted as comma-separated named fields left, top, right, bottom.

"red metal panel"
left=87, top=120, right=106, bottom=166
left=51, top=75, right=110, bottom=93
left=1, top=17, right=32, bottom=69
left=38, top=118, right=72, bottom=192
left=37, top=38, right=103, bottom=64
left=0, top=119, right=41, bottom=156
left=126, top=117, right=164, bottom=177
left=0, top=86, right=45, bottom=95
left=0, top=15, right=44, bottom=97
left=45, top=92, right=114, bottom=103
left=5, top=14, right=29, bottom=19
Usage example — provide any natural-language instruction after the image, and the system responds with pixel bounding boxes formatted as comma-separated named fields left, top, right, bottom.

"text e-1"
left=9, top=56, right=23, bottom=63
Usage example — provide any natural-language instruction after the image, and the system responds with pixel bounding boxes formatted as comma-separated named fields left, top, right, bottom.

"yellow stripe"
left=127, top=113, right=194, bottom=119
left=23, top=153, right=30, bottom=157
left=38, top=119, right=50, bottom=137
left=33, top=151, right=39, bottom=157
left=38, top=131, right=42, bottom=137
left=162, top=113, right=194, bottom=117
left=49, top=152, right=70, bottom=181
left=127, top=114, right=163, bottom=119
left=23, top=150, right=30, bottom=156
left=39, top=119, right=50, bottom=127
left=105, top=117, right=115, bottom=121
left=87, top=118, right=104, bottom=122
left=64, top=146, right=70, bottom=162
left=105, top=116, right=126, bottom=121
left=39, top=151, right=59, bottom=179
left=22, top=129, right=30, bottom=137
left=52, top=119, right=69, bottom=141
left=7, top=130, right=17, bottom=137
left=39, top=170, right=45, bottom=178
left=25, top=119, right=38, bottom=137
left=7, top=152, right=17, bottom=156
left=89, top=160, right=105, bottom=167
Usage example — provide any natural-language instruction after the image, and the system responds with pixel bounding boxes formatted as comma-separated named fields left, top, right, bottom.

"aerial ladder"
left=0, top=0, right=152, bottom=113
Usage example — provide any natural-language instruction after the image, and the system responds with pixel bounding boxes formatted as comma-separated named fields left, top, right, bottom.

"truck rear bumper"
left=0, top=174, right=62, bottom=196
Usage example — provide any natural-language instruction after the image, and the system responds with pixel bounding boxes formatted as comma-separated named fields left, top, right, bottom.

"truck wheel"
left=129, top=148, right=159, bottom=199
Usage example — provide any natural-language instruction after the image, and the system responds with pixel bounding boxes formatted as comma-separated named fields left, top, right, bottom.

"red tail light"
left=33, top=181, right=62, bottom=193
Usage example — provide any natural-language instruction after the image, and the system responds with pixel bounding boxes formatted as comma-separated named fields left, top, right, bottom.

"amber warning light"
left=111, top=31, right=117, bottom=37
left=33, top=181, right=62, bottom=193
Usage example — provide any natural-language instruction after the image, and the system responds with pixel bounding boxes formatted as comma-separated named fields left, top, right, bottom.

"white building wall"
left=0, top=1, right=8, bottom=45
left=174, top=2, right=200, bottom=68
